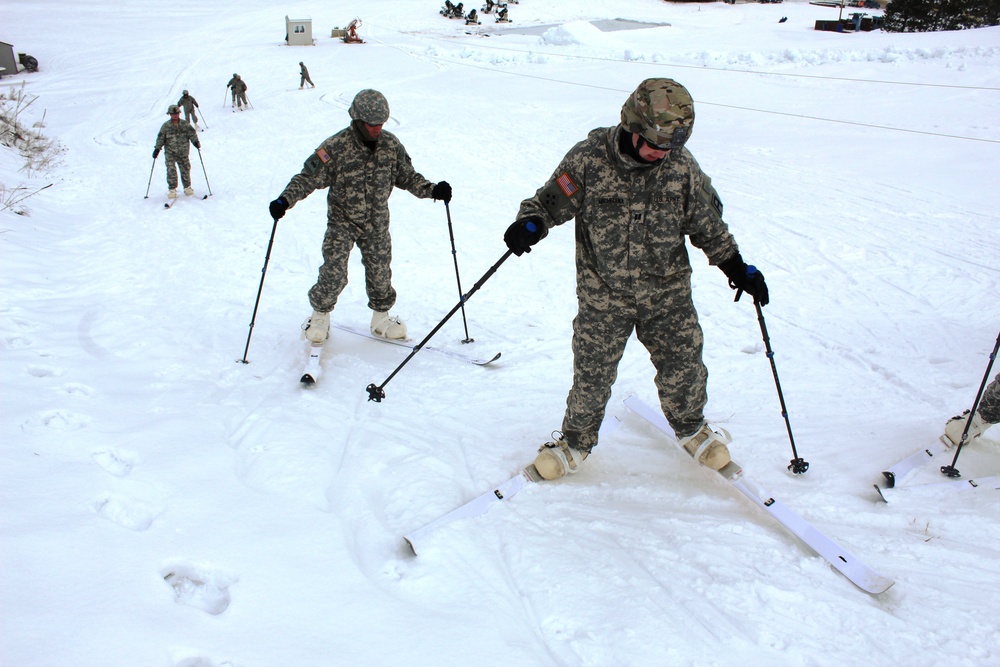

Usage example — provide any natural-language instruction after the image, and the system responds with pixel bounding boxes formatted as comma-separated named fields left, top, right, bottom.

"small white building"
left=285, top=16, right=313, bottom=46
left=0, top=41, right=19, bottom=77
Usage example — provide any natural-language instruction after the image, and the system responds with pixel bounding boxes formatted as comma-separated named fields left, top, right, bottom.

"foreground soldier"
left=152, top=105, right=200, bottom=199
left=177, top=90, right=200, bottom=129
left=944, top=374, right=1000, bottom=445
left=268, top=89, right=453, bottom=342
left=503, top=78, right=769, bottom=480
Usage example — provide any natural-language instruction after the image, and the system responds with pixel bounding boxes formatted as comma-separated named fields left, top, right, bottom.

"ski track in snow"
left=2, top=1, right=999, bottom=665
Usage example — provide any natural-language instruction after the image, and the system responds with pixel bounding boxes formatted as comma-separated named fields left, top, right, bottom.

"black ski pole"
left=366, top=249, right=513, bottom=402
left=239, top=217, right=280, bottom=364
left=196, top=148, right=213, bottom=197
left=940, top=329, right=1000, bottom=478
left=738, top=287, right=809, bottom=473
left=444, top=202, right=473, bottom=343
left=144, top=155, right=157, bottom=199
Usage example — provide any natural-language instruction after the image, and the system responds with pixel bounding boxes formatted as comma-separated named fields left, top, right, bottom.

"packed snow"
left=2, top=1, right=998, bottom=665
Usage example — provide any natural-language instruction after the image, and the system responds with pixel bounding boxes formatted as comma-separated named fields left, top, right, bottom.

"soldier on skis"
left=227, top=73, right=248, bottom=110
left=944, top=374, right=1000, bottom=446
left=177, top=90, right=200, bottom=128
left=268, top=89, right=453, bottom=344
left=503, top=78, right=769, bottom=481
left=299, top=62, right=315, bottom=89
left=152, top=104, right=200, bottom=199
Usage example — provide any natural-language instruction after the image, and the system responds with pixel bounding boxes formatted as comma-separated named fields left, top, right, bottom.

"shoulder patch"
left=316, top=147, right=331, bottom=163
left=556, top=172, right=579, bottom=198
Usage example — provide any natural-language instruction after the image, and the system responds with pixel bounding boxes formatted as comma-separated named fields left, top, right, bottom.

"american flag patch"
left=556, top=172, right=578, bottom=197
left=316, top=147, right=331, bottom=163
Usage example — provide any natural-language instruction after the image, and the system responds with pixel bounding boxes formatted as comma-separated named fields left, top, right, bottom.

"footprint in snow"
left=92, top=447, right=135, bottom=477
left=92, top=494, right=157, bottom=531
left=162, top=563, right=235, bottom=616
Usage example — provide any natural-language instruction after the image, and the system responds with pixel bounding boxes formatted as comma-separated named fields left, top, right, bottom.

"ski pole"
left=366, top=249, right=513, bottom=402
left=144, top=155, right=157, bottom=198
left=199, top=108, right=208, bottom=130
left=223, top=87, right=229, bottom=109
left=941, top=329, right=1000, bottom=478
left=239, top=217, right=280, bottom=364
left=742, top=294, right=809, bottom=474
left=196, top=148, right=213, bottom=197
left=444, top=202, right=473, bottom=343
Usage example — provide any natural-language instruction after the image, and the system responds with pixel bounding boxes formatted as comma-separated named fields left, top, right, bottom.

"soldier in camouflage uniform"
left=503, top=78, right=769, bottom=480
left=943, top=373, right=1000, bottom=446
left=299, top=62, right=315, bottom=89
left=177, top=90, right=200, bottom=128
left=268, top=89, right=453, bottom=343
left=227, top=73, right=248, bottom=110
left=153, top=105, right=200, bottom=199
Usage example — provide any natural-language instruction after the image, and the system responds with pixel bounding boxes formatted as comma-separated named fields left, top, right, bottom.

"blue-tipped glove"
left=504, top=217, right=543, bottom=256
left=269, top=197, right=289, bottom=220
left=719, top=252, right=769, bottom=306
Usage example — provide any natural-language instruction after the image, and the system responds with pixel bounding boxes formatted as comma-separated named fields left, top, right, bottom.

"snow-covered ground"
left=2, top=1, right=998, bottom=665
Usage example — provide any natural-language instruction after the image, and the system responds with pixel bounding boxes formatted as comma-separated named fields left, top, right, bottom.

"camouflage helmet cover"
left=349, top=89, right=390, bottom=125
left=182, top=89, right=189, bottom=95
left=620, top=78, right=695, bottom=150
left=167, top=104, right=181, bottom=115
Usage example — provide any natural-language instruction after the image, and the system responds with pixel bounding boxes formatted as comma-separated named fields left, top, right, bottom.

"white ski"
left=332, top=323, right=500, bottom=366
left=405, top=465, right=543, bottom=555
left=624, top=396, right=894, bottom=595
left=875, top=475, right=1000, bottom=503
left=878, top=437, right=954, bottom=489
left=300, top=342, right=324, bottom=385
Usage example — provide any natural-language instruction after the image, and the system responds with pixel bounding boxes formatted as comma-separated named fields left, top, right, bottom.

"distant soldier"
left=152, top=105, right=200, bottom=199
left=177, top=90, right=200, bottom=129
left=267, top=89, right=453, bottom=344
left=227, top=73, right=248, bottom=110
left=299, top=62, right=315, bottom=89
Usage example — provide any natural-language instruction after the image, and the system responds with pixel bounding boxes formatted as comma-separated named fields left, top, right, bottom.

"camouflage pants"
left=978, top=374, right=1000, bottom=424
left=232, top=91, right=247, bottom=108
left=308, top=218, right=396, bottom=314
left=300, top=74, right=314, bottom=87
left=163, top=152, right=192, bottom=190
left=182, top=108, right=198, bottom=125
left=562, top=274, right=707, bottom=453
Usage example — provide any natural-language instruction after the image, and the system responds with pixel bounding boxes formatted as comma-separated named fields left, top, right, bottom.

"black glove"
left=431, top=181, right=452, bottom=204
left=193, top=141, right=201, bottom=150
left=269, top=197, right=289, bottom=220
left=504, top=217, right=543, bottom=256
left=152, top=148, right=160, bottom=159
left=719, top=252, right=769, bottom=306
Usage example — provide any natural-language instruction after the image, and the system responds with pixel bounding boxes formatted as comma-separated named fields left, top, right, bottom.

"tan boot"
left=303, top=311, right=330, bottom=343
left=944, top=410, right=985, bottom=446
left=167, top=189, right=178, bottom=199
left=533, top=440, right=588, bottom=480
left=184, top=186, right=194, bottom=196
left=371, top=311, right=407, bottom=340
left=677, top=422, right=732, bottom=470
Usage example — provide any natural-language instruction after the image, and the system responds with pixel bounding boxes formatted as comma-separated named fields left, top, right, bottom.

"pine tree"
left=884, top=0, right=1000, bottom=31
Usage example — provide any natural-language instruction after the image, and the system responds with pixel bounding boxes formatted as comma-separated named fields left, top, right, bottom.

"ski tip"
left=881, top=471, right=896, bottom=489
left=300, top=373, right=316, bottom=385
left=403, top=537, right=418, bottom=557
left=873, top=483, right=889, bottom=504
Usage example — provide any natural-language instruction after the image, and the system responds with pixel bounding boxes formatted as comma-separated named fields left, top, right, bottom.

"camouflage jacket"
left=517, top=125, right=738, bottom=292
left=227, top=77, right=247, bottom=93
left=177, top=94, right=199, bottom=112
left=154, top=119, right=198, bottom=156
left=279, top=123, right=435, bottom=227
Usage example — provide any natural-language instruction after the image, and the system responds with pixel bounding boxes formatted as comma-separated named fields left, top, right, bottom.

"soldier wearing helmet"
left=268, top=89, right=453, bottom=344
left=176, top=89, right=201, bottom=129
left=503, top=78, right=769, bottom=480
left=299, top=62, right=315, bottom=89
left=226, top=73, right=248, bottom=110
left=152, top=103, right=200, bottom=199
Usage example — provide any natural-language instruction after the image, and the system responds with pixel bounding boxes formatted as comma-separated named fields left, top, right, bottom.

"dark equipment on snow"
left=239, top=217, right=281, bottom=364
left=18, top=53, right=39, bottom=72
left=366, top=249, right=513, bottom=402
left=735, top=286, right=809, bottom=474
left=940, top=329, right=1000, bottom=478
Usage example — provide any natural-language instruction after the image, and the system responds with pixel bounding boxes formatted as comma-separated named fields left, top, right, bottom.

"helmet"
left=182, top=89, right=189, bottom=96
left=233, top=73, right=238, bottom=77
left=349, top=89, right=390, bottom=125
left=167, top=104, right=181, bottom=115
left=620, top=78, right=694, bottom=150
